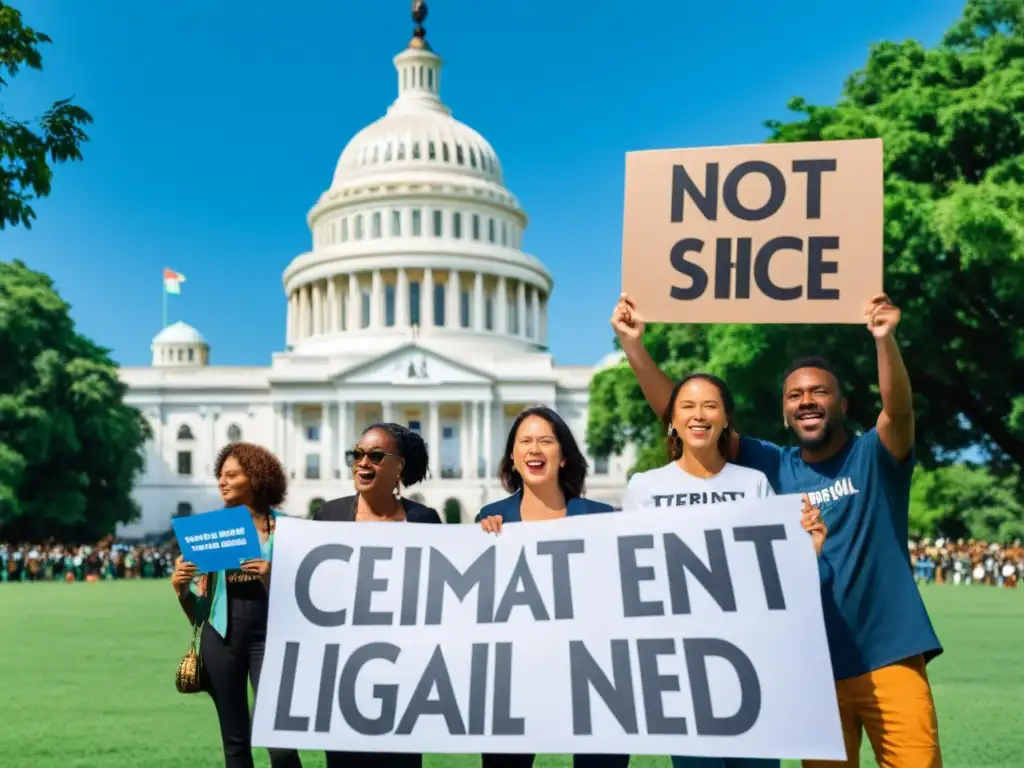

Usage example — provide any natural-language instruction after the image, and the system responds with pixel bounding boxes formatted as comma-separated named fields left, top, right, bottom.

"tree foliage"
left=588, top=0, right=1024, bottom=477
left=0, top=1, right=92, bottom=229
left=910, top=464, right=1024, bottom=543
left=0, top=260, right=151, bottom=542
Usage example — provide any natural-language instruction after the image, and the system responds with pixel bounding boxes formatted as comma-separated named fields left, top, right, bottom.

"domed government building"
left=119, top=5, right=632, bottom=535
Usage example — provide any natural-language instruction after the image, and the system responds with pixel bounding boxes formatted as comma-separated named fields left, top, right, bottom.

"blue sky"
left=2, top=0, right=965, bottom=368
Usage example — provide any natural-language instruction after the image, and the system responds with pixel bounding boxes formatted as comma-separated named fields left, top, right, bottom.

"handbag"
left=175, top=620, right=204, bottom=694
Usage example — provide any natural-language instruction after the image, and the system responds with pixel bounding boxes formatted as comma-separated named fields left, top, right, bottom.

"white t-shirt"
left=622, top=461, right=774, bottom=511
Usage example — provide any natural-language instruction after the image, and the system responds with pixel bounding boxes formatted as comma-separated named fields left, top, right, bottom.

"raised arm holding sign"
left=608, top=291, right=944, bottom=766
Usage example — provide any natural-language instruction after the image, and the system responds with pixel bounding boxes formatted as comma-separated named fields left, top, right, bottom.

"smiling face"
left=670, top=377, right=728, bottom=454
left=350, top=428, right=404, bottom=496
left=511, top=414, right=565, bottom=491
left=783, top=367, right=846, bottom=450
left=218, top=455, right=253, bottom=507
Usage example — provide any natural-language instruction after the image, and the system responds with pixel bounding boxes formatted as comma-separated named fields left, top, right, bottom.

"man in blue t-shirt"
left=611, top=292, right=942, bottom=768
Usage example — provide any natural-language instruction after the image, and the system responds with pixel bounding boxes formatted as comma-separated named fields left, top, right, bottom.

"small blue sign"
left=172, top=507, right=263, bottom=574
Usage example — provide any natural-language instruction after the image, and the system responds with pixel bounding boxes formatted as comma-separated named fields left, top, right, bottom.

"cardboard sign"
left=622, top=139, right=883, bottom=324
left=251, top=498, right=844, bottom=760
left=172, top=507, right=262, bottom=573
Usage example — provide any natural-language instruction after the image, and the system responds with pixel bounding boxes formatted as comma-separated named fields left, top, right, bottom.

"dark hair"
left=663, top=373, right=736, bottom=460
left=498, top=405, right=588, bottom=500
left=361, top=423, right=429, bottom=487
left=214, top=442, right=288, bottom=509
left=783, top=356, right=843, bottom=392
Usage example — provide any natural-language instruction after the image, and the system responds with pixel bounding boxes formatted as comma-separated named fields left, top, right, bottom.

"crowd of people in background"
left=910, top=538, right=1022, bottom=587
left=3, top=534, right=1022, bottom=587
left=0, top=538, right=178, bottom=582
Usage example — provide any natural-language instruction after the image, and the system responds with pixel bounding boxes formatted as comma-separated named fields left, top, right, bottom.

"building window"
left=432, top=210, right=443, bottom=237
left=508, top=296, right=518, bottom=335
left=427, top=68, right=434, bottom=90
left=385, top=284, right=396, bottom=327
left=227, top=424, right=242, bottom=442
left=306, top=425, right=321, bottom=441
left=361, top=289, right=371, bottom=328
left=391, top=209, right=401, bottom=237
left=472, top=214, right=480, bottom=240
left=177, top=451, right=192, bottom=476
left=305, top=454, right=321, bottom=480
left=485, top=295, right=494, bottom=330
left=355, top=215, right=364, bottom=239
left=412, top=141, right=421, bottom=159
left=428, top=141, right=436, bottom=160
left=452, top=212, right=462, bottom=239
left=469, top=147, right=477, bottom=168
left=594, top=456, right=610, bottom=475
left=488, top=218, right=496, bottom=243
left=411, top=208, right=422, bottom=236
left=455, top=145, right=464, bottom=165
left=397, top=142, right=406, bottom=161
left=384, top=143, right=392, bottom=162
left=187, top=348, right=194, bottom=362
left=501, top=221, right=508, bottom=246
left=341, top=218, right=349, bottom=241
left=410, top=281, right=421, bottom=326
left=460, top=290, right=471, bottom=328
left=372, top=211, right=382, bottom=238
left=409, top=419, right=422, bottom=433
left=434, top=284, right=446, bottom=326
left=174, top=502, right=193, bottom=518
left=442, top=143, right=450, bottom=162
left=176, top=424, right=194, bottom=440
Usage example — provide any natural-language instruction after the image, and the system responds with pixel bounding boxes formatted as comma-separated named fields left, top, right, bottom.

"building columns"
left=482, top=400, right=493, bottom=480
left=428, top=401, right=441, bottom=480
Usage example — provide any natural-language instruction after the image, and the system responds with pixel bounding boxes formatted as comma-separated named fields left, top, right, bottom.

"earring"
left=393, top=480, right=402, bottom=498
left=667, top=425, right=678, bottom=438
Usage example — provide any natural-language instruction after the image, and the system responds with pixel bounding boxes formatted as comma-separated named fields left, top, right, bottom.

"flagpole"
left=162, top=273, right=168, bottom=328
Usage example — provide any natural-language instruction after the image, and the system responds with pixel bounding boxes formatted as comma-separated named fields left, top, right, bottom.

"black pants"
left=201, top=591, right=303, bottom=768
left=324, top=753, right=422, bottom=768
left=482, top=755, right=630, bottom=767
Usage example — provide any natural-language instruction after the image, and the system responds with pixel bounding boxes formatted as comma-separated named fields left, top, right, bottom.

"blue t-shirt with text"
left=738, top=428, right=942, bottom=681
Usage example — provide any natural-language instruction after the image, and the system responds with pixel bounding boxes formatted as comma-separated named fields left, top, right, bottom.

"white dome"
left=152, top=321, right=206, bottom=346
left=280, top=12, right=553, bottom=359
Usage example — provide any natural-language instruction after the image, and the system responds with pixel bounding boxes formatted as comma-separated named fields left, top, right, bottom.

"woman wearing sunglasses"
left=312, top=421, right=439, bottom=768
left=477, top=405, right=629, bottom=768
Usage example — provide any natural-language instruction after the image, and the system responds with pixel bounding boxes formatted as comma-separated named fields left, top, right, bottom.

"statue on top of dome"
left=410, top=0, right=429, bottom=48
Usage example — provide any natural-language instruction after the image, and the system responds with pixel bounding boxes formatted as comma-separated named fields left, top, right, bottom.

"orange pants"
left=803, top=656, right=941, bottom=768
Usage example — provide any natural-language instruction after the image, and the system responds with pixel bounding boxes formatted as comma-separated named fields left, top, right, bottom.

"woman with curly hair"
left=170, top=442, right=302, bottom=768
left=314, top=422, right=440, bottom=768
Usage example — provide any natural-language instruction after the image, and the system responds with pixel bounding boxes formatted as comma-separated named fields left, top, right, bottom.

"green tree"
left=0, top=260, right=151, bottom=542
left=909, top=464, right=1024, bottom=542
left=588, top=0, right=1024, bottom=474
left=0, top=1, right=92, bottom=229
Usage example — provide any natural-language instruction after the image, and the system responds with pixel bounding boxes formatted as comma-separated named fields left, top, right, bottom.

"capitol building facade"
left=118, top=17, right=632, bottom=536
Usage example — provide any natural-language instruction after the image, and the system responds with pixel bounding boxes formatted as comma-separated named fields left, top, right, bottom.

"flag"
left=163, top=268, right=186, bottom=295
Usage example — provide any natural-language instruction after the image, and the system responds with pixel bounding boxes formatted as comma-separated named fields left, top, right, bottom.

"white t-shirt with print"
left=622, top=461, right=774, bottom=511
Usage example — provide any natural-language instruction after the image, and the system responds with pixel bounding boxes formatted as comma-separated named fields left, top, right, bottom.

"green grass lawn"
left=0, top=581, right=1020, bottom=767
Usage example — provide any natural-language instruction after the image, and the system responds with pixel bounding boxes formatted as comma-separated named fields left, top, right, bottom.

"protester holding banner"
left=610, top=293, right=943, bottom=768
left=313, top=421, right=439, bottom=768
left=170, top=442, right=302, bottom=768
left=315, top=422, right=440, bottom=526
left=478, top=405, right=629, bottom=768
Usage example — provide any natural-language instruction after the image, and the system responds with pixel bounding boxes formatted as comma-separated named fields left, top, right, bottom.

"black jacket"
left=313, top=494, right=442, bottom=524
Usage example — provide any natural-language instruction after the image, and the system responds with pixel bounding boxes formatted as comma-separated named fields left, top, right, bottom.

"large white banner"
left=251, top=495, right=844, bottom=760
